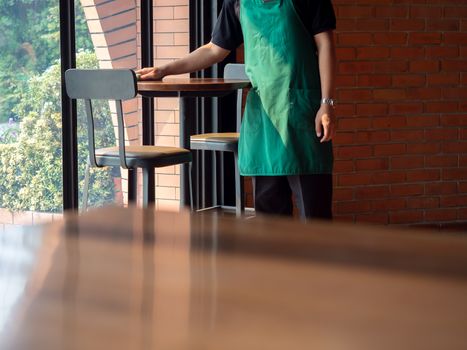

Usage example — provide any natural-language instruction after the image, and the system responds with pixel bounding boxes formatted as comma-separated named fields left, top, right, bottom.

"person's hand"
left=135, top=67, right=165, bottom=80
left=315, top=104, right=336, bottom=143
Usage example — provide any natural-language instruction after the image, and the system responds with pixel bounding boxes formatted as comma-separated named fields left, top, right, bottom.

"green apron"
left=238, top=0, right=333, bottom=176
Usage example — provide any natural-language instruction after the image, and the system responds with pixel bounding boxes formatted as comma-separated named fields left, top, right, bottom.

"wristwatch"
left=321, top=98, right=335, bottom=107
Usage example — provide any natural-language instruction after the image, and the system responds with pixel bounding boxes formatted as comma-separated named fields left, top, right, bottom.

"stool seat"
left=190, top=133, right=239, bottom=152
left=95, top=146, right=192, bottom=168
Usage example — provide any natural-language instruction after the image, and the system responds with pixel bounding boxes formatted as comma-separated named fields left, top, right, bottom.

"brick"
left=390, top=130, right=425, bottom=142
left=356, top=214, right=389, bottom=225
left=425, top=47, right=459, bottom=58
left=444, top=6, right=467, bottom=18
left=335, top=104, right=356, bottom=118
left=373, top=33, right=407, bottom=45
left=357, top=75, right=392, bottom=87
left=154, top=7, right=173, bottom=19
left=391, top=47, right=425, bottom=59
left=407, top=88, right=442, bottom=100
left=425, top=129, right=458, bottom=141
left=355, top=158, right=389, bottom=171
left=425, top=102, right=458, bottom=113
left=338, top=89, right=373, bottom=102
left=338, top=173, right=373, bottom=186
left=389, top=103, right=423, bottom=114
left=356, top=47, right=390, bottom=59
left=410, top=6, right=443, bottom=18
left=355, top=130, right=391, bottom=143
left=336, top=75, right=356, bottom=87
left=407, top=142, right=440, bottom=154
left=407, top=169, right=441, bottom=182
left=443, top=88, right=467, bottom=100
left=373, top=89, right=407, bottom=101
left=427, top=73, right=460, bottom=86
left=174, top=33, right=189, bottom=46
left=391, top=184, right=425, bottom=196
left=356, top=103, right=388, bottom=116
left=391, top=156, right=424, bottom=169
left=154, top=19, right=189, bottom=33
left=356, top=19, right=389, bottom=31
left=337, top=6, right=373, bottom=18
left=441, top=115, right=467, bottom=126
left=174, top=6, right=189, bottom=19
left=426, top=19, right=460, bottom=31
left=372, top=116, right=407, bottom=128
left=425, top=182, right=458, bottom=195
left=154, top=33, right=174, bottom=45
left=355, top=186, right=390, bottom=199
left=442, top=60, right=467, bottom=72
left=408, top=32, right=442, bottom=45
left=374, top=6, right=408, bottom=18
left=442, top=168, right=467, bottom=181
left=334, top=132, right=355, bottom=145
left=374, top=144, right=406, bottom=156
left=372, top=198, right=406, bottom=211
left=338, top=33, right=373, bottom=46
left=409, top=60, right=440, bottom=73
left=425, top=155, right=458, bottom=168
left=440, top=195, right=467, bottom=208
left=339, top=62, right=374, bottom=74
left=336, top=19, right=357, bottom=31
left=335, top=200, right=372, bottom=214
left=390, top=19, right=425, bottom=31
left=393, top=74, right=426, bottom=87
left=442, top=141, right=467, bottom=153
left=336, top=47, right=356, bottom=60
left=338, top=117, right=372, bottom=130
left=425, top=209, right=458, bottom=222
left=334, top=159, right=354, bottom=172
left=374, top=61, right=409, bottom=73
left=407, top=197, right=439, bottom=209
left=372, top=171, right=406, bottom=184
left=333, top=188, right=354, bottom=201
left=390, top=210, right=423, bottom=224
left=335, top=145, right=373, bottom=159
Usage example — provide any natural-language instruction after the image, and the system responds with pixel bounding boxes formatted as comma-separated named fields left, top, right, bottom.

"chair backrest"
left=65, top=69, right=137, bottom=100
left=224, top=63, right=248, bottom=80
left=65, top=69, right=137, bottom=169
left=224, top=64, right=247, bottom=132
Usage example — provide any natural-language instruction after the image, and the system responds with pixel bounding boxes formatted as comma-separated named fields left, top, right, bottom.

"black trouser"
left=253, top=174, right=333, bottom=220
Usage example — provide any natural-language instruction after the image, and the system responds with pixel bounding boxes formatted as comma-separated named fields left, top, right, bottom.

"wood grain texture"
left=137, top=78, right=250, bottom=92
left=0, top=206, right=466, bottom=350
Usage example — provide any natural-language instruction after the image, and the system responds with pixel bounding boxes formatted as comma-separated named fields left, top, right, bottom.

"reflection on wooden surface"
left=0, top=206, right=467, bottom=350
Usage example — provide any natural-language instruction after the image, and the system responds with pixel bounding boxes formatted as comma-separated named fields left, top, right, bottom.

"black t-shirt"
left=211, top=0, right=336, bottom=51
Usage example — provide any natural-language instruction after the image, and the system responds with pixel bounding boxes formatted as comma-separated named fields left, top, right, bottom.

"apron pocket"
left=288, top=88, right=320, bottom=131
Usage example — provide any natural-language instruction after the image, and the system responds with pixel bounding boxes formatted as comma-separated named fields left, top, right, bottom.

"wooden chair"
left=65, top=69, right=192, bottom=210
left=190, top=64, right=248, bottom=217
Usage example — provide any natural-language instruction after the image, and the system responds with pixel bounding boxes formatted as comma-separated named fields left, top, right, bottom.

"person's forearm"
left=315, top=31, right=336, bottom=100
left=160, top=42, right=230, bottom=76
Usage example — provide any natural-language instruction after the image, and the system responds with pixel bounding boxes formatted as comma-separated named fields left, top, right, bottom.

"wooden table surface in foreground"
left=1, top=206, right=466, bottom=350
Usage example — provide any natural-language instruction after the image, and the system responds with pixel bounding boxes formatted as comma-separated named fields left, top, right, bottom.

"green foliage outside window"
left=0, top=1, right=118, bottom=213
left=0, top=51, right=117, bottom=212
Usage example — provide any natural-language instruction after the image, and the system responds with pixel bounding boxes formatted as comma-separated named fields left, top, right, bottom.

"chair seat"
left=190, top=132, right=239, bottom=152
left=95, top=145, right=192, bottom=168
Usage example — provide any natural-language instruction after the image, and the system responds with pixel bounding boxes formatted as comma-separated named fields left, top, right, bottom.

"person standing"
left=137, top=0, right=337, bottom=220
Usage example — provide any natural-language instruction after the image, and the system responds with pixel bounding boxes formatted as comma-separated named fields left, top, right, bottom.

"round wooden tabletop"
left=137, top=77, right=250, bottom=92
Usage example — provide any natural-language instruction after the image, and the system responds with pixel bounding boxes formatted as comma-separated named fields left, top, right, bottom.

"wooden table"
left=1, top=206, right=467, bottom=350
left=137, top=78, right=250, bottom=206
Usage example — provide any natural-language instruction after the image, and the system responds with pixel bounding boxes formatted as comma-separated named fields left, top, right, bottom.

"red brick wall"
left=332, top=0, right=467, bottom=226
